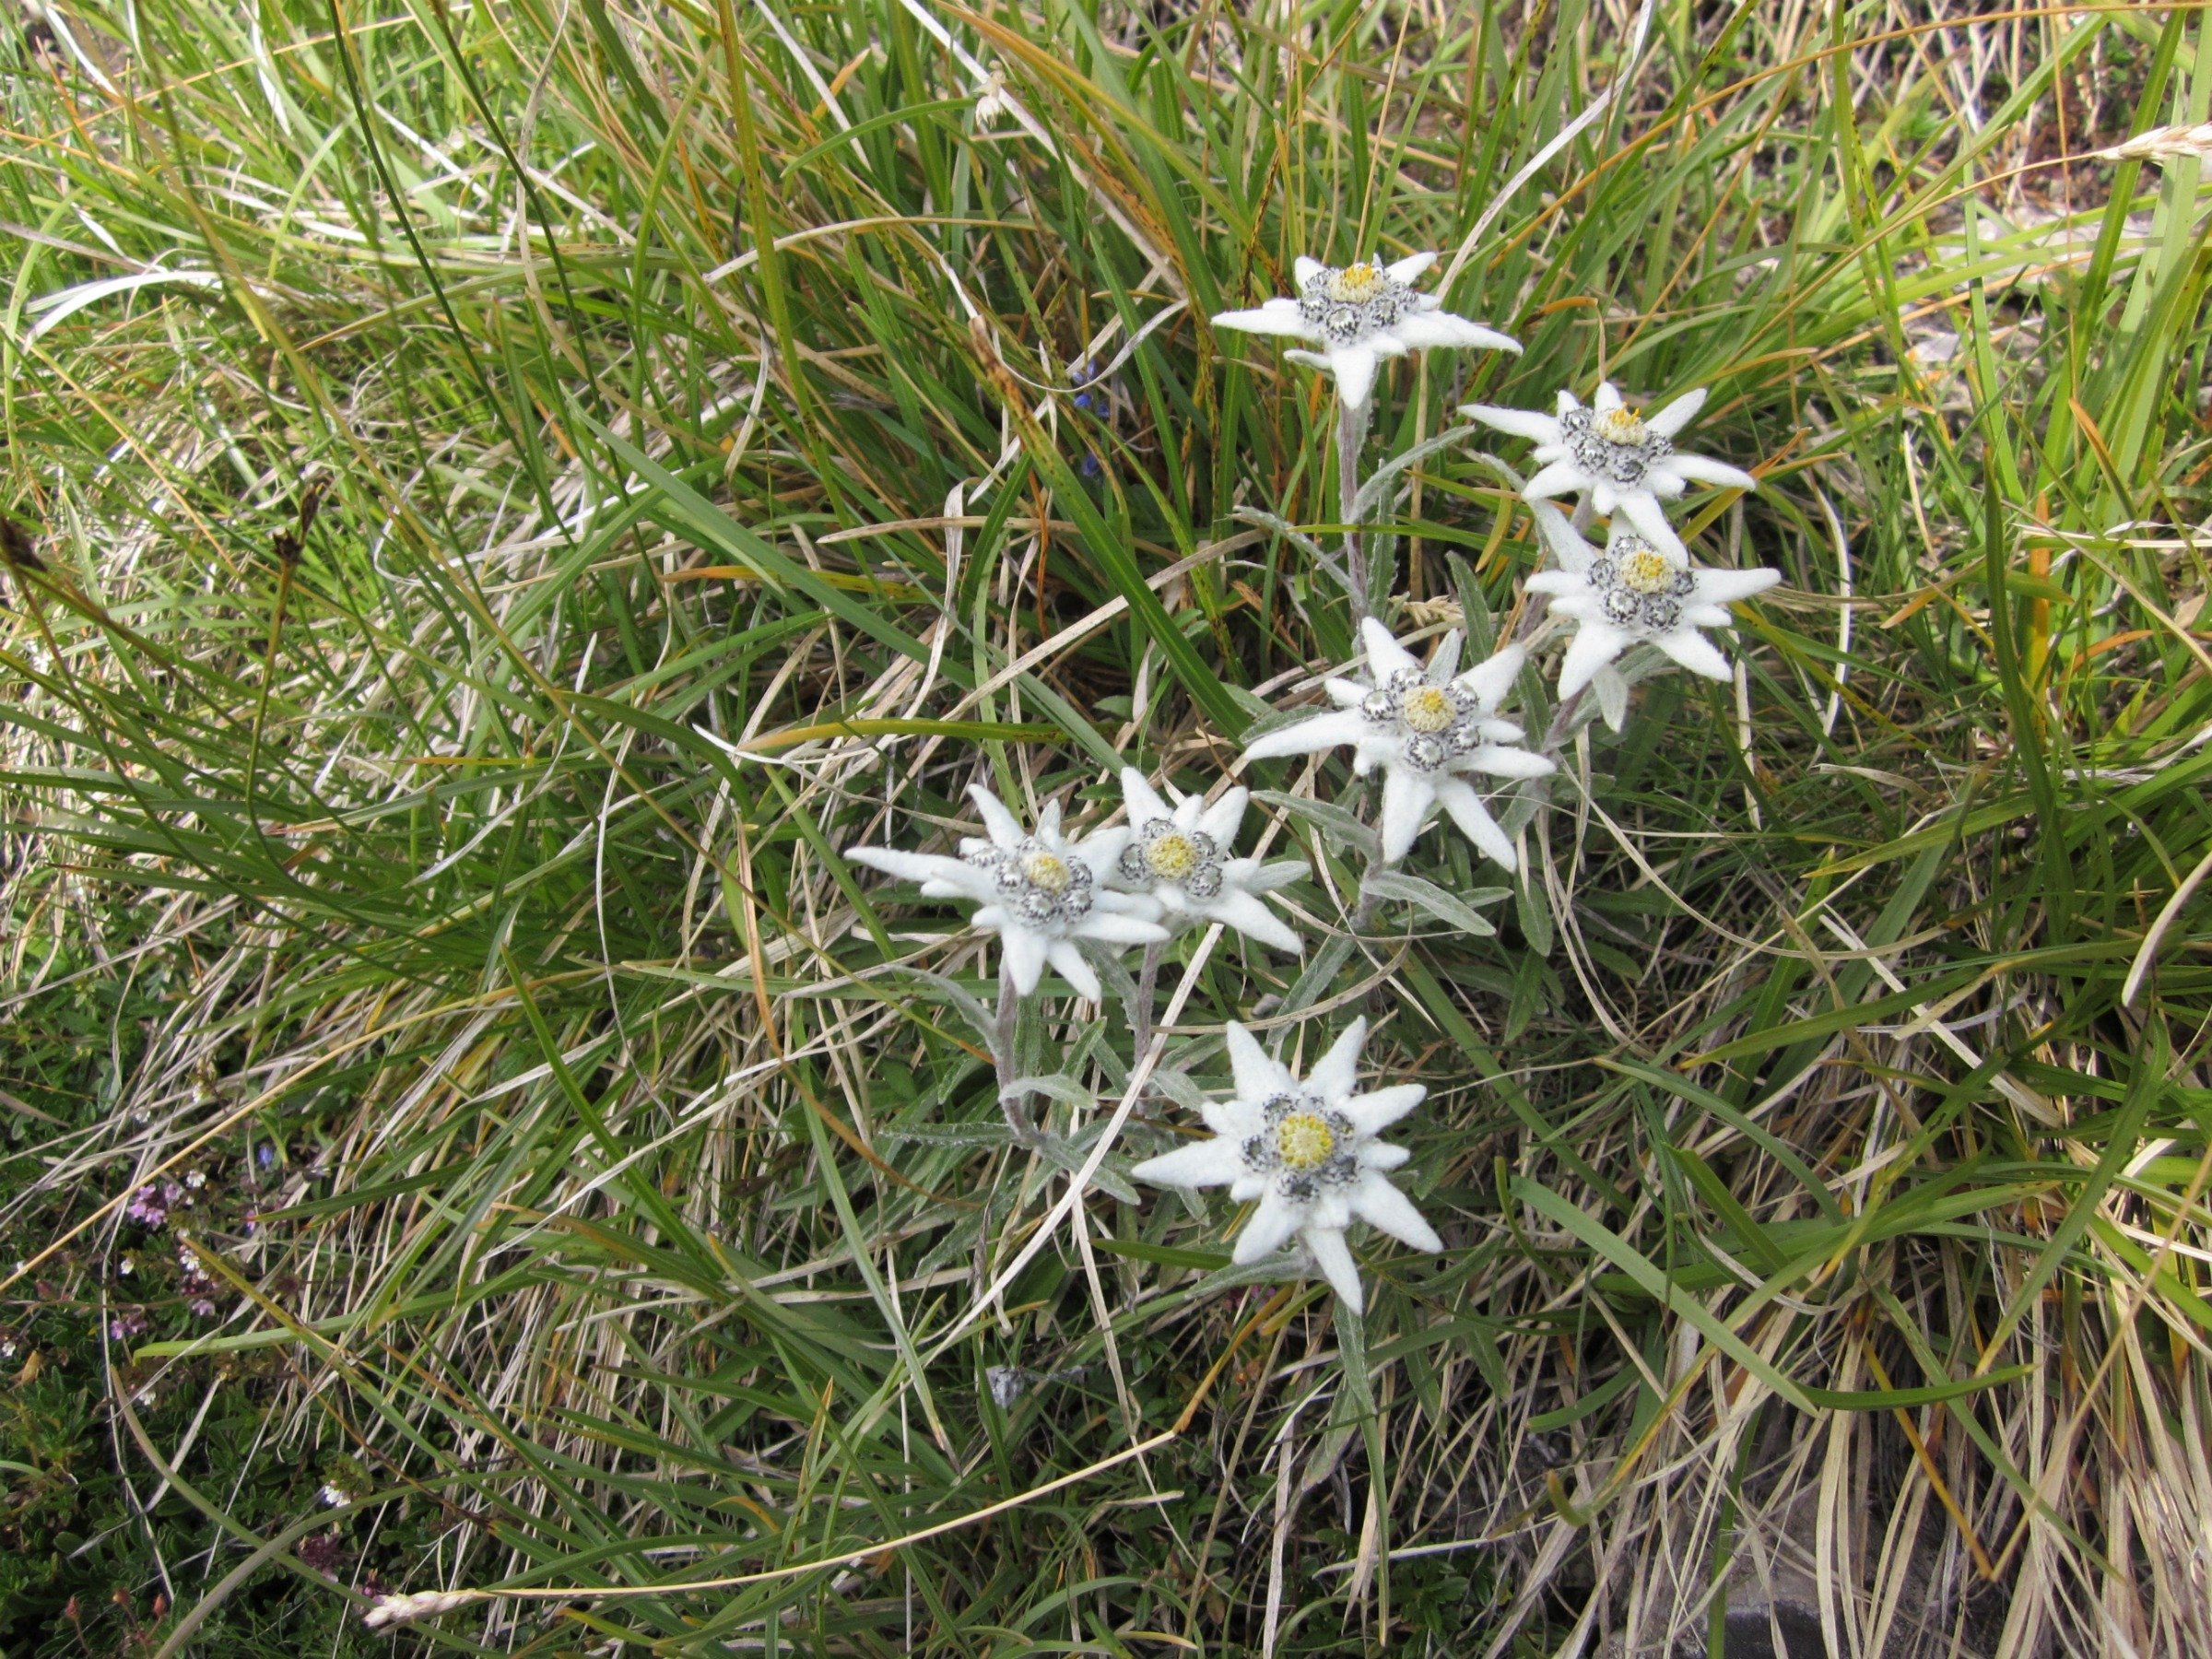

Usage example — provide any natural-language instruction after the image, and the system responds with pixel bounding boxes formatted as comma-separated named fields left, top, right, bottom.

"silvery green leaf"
left=1496, top=784, right=1544, bottom=837
left=1279, top=934, right=1356, bottom=1018
left=1593, top=663, right=1630, bottom=732
left=1090, top=947, right=1141, bottom=1020
left=1304, top=1303, right=1373, bottom=1489
left=1364, top=526, right=1396, bottom=617
left=891, top=969, right=996, bottom=1047
left=1002, top=1073, right=1092, bottom=1108
left=884, top=1121, right=1017, bottom=1148
left=1512, top=653, right=1554, bottom=733
left=1352, top=424, right=1478, bottom=521
left=1253, top=788, right=1378, bottom=857
left=1301, top=1415, right=1359, bottom=1495
left=1038, top=1135, right=1139, bottom=1204
left=1246, top=858, right=1310, bottom=893
left=1451, top=552, right=1497, bottom=657
left=1143, top=1066, right=1207, bottom=1112
left=1334, top=1294, right=1377, bottom=1406
left=1233, top=506, right=1355, bottom=600
left=1516, top=867, right=1555, bottom=957
left=1059, top=1012, right=1110, bottom=1074
left=1093, top=1042, right=1130, bottom=1088
left=1359, top=868, right=1500, bottom=935
left=1464, top=448, right=1528, bottom=497
left=1616, top=641, right=1672, bottom=687
left=1231, top=504, right=1328, bottom=562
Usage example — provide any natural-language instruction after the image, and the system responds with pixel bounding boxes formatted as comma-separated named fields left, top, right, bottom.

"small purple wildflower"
left=1069, top=357, right=1101, bottom=413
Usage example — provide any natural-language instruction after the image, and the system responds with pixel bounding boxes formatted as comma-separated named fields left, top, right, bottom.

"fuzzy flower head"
left=1241, top=618, right=1554, bottom=869
left=1211, top=253, right=1519, bottom=412
left=1107, top=770, right=1305, bottom=954
left=1463, top=382, right=1758, bottom=559
left=848, top=783, right=1167, bottom=1002
left=1525, top=501, right=1782, bottom=700
left=1129, top=1018, right=1440, bottom=1311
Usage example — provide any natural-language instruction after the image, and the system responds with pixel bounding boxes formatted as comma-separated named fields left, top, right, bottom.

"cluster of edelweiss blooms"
left=360, top=135, right=1805, bottom=1656
left=848, top=247, right=1783, bottom=1314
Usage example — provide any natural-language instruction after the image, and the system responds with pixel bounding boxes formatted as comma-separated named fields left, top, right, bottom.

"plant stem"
left=994, top=975, right=1041, bottom=1147
left=1541, top=687, right=1587, bottom=755
left=1350, top=877, right=1379, bottom=936
left=1129, top=941, right=1161, bottom=1072
left=1336, top=395, right=1372, bottom=624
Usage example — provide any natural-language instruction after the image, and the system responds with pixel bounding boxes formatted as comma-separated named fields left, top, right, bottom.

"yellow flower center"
left=1595, top=405, right=1649, bottom=446
left=1021, top=851, right=1071, bottom=893
left=1275, top=1112, right=1335, bottom=1171
left=1324, top=262, right=1385, bottom=302
left=1400, top=685, right=1456, bottom=734
left=1144, top=832, right=1198, bottom=880
left=1618, top=547, right=1676, bottom=594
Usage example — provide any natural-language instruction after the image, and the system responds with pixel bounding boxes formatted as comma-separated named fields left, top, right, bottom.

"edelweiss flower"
left=848, top=783, right=1167, bottom=1001
left=1130, top=1018, right=1440, bottom=1311
left=1241, top=618, right=1554, bottom=870
left=1527, top=501, right=1781, bottom=699
left=1463, top=382, right=1758, bottom=559
left=1211, top=253, right=1519, bottom=411
left=1109, top=770, right=1305, bottom=954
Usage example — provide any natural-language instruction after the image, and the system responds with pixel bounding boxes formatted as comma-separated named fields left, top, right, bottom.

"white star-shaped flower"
left=848, top=782, right=1167, bottom=1001
left=1241, top=618, right=1555, bottom=870
left=1462, top=382, right=1758, bottom=559
left=1526, top=500, right=1781, bottom=700
left=1211, top=253, right=1519, bottom=412
left=1130, top=1018, right=1440, bottom=1311
left=1107, top=770, right=1306, bottom=954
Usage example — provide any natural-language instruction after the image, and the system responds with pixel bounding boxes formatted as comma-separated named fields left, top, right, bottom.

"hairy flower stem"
left=1129, top=941, right=1161, bottom=1073
left=994, top=976, right=1042, bottom=1147
left=1350, top=878, right=1379, bottom=936
left=1541, top=687, right=1588, bottom=755
left=1336, top=397, right=1372, bottom=625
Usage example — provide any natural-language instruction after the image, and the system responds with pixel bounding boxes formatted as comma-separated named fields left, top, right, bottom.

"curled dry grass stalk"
left=1, top=0, right=2210, bottom=1653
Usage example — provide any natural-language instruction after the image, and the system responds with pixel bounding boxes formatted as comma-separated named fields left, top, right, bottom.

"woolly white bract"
left=1241, top=618, right=1555, bottom=870
left=847, top=782, right=1167, bottom=1001
left=1463, top=382, right=1757, bottom=560
left=1527, top=501, right=1782, bottom=700
left=1129, top=1018, right=1440, bottom=1311
left=1107, top=769, right=1306, bottom=954
left=1211, top=253, right=1518, bottom=412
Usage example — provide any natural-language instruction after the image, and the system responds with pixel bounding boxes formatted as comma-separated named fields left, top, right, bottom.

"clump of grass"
left=3, top=1, right=2210, bottom=1655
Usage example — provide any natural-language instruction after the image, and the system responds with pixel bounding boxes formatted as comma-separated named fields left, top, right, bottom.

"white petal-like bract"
left=1238, top=619, right=1552, bottom=867
left=1520, top=504, right=1780, bottom=706
left=1212, top=253, right=1516, bottom=409
left=1129, top=1020, right=1442, bottom=1309
left=848, top=782, right=1166, bottom=1003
